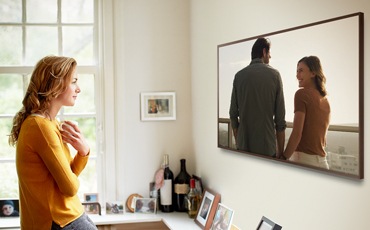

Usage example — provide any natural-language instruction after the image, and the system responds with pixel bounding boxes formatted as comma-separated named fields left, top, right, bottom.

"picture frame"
left=195, top=189, right=221, bottom=230
left=192, top=175, right=204, bottom=195
left=126, top=193, right=143, bottom=213
left=140, top=92, right=176, bottom=121
left=106, top=201, right=124, bottom=214
left=84, top=193, right=99, bottom=202
left=211, top=203, right=234, bottom=230
left=0, top=199, right=19, bottom=217
left=149, top=182, right=160, bottom=212
left=256, top=216, right=282, bottom=230
left=134, top=198, right=157, bottom=214
left=83, top=193, right=100, bottom=214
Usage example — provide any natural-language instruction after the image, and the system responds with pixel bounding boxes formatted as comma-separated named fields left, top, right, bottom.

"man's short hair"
left=251, top=38, right=271, bottom=59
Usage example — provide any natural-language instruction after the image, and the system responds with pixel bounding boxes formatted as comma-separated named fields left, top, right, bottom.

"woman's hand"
left=60, top=121, right=90, bottom=156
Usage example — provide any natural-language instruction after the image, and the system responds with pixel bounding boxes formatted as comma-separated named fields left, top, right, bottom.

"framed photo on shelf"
left=134, top=197, right=157, bottom=214
left=84, top=193, right=98, bottom=202
left=192, top=175, right=204, bottom=195
left=140, top=92, right=176, bottom=121
left=195, top=189, right=221, bottom=230
left=83, top=193, right=100, bottom=214
left=126, top=193, right=144, bottom=213
left=256, top=216, right=282, bottom=230
left=0, top=199, right=20, bottom=217
left=106, top=201, right=124, bottom=214
left=210, top=203, right=234, bottom=230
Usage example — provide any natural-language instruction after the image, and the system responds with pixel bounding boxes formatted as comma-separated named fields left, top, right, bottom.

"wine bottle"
left=160, top=154, right=174, bottom=212
left=187, top=178, right=201, bottom=218
left=174, top=159, right=191, bottom=212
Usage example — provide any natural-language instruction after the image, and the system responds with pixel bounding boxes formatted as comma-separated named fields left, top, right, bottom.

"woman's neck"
left=47, top=103, right=62, bottom=120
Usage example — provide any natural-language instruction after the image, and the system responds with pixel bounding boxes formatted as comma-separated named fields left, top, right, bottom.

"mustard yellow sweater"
left=16, top=115, right=89, bottom=229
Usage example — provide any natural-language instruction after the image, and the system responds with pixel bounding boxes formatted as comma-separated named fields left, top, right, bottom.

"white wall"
left=107, top=0, right=370, bottom=229
left=191, top=0, right=370, bottom=230
left=109, top=0, right=194, bottom=201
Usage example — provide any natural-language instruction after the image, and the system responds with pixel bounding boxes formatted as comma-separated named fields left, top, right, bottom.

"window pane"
left=63, top=26, right=94, bottom=65
left=26, top=0, right=57, bottom=23
left=78, top=159, right=97, bottom=198
left=62, top=0, right=94, bottom=23
left=0, top=0, right=98, bottom=202
left=61, top=117, right=96, bottom=157
left=26, top=26, right=58, bottom=65
left=62, top=116, right=98, bottom=198
left=0, top=26, right=22, bottom=65
left=0, top=119, right=15, bottom=158
left=0, top=0, right=22, bottom=23
left=76, top=117, right=97, bottom=197
left=77, top=117, right=96, bottom=157
left=0, top=74, right=24, bottom=114
left=0, top=162, right=18, bottom=198
left=64, top=74, right=95, bottom=113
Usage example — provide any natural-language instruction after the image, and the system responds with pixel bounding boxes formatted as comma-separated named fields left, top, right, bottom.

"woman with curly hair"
left=9, top=56, right=97, bottom=230
left=282, top=56, right=331, bottom=169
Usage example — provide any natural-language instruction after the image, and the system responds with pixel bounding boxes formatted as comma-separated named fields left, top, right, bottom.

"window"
left=0, top=0, right=100, bottom=200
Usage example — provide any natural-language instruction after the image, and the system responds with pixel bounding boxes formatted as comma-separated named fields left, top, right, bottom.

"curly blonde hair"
left=9, top=56, right=77, bottom=146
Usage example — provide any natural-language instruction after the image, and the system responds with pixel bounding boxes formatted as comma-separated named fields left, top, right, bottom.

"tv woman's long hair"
left=298, top=56, right=327, bottom=97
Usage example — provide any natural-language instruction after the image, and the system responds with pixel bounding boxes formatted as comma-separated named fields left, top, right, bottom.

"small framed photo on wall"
left=195, top=189, right=221, bottom=230
left=140, top=92, right=176, bottom=121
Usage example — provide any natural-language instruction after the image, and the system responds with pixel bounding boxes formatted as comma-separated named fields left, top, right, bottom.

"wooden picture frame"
left=211, top=203, right=234, bottom=230
left=126, top=193, right=143, bottom=213
left=195, top=189, right=221, bottom=230
left=140, top=92, right=176, bottom=121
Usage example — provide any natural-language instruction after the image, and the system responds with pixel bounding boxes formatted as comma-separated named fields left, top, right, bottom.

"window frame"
left=0, top=0, right=111, bottom=201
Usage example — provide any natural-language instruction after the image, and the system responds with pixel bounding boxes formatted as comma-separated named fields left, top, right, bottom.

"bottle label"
left=174, top=184, right=189, bottom=194
left=160, top=179, right=172, bottom=205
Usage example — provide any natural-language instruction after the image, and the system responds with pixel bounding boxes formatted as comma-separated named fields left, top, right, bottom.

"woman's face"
left=296, top=62, right=315, bottom=88
left=55, top=70, right=80, bottom=107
